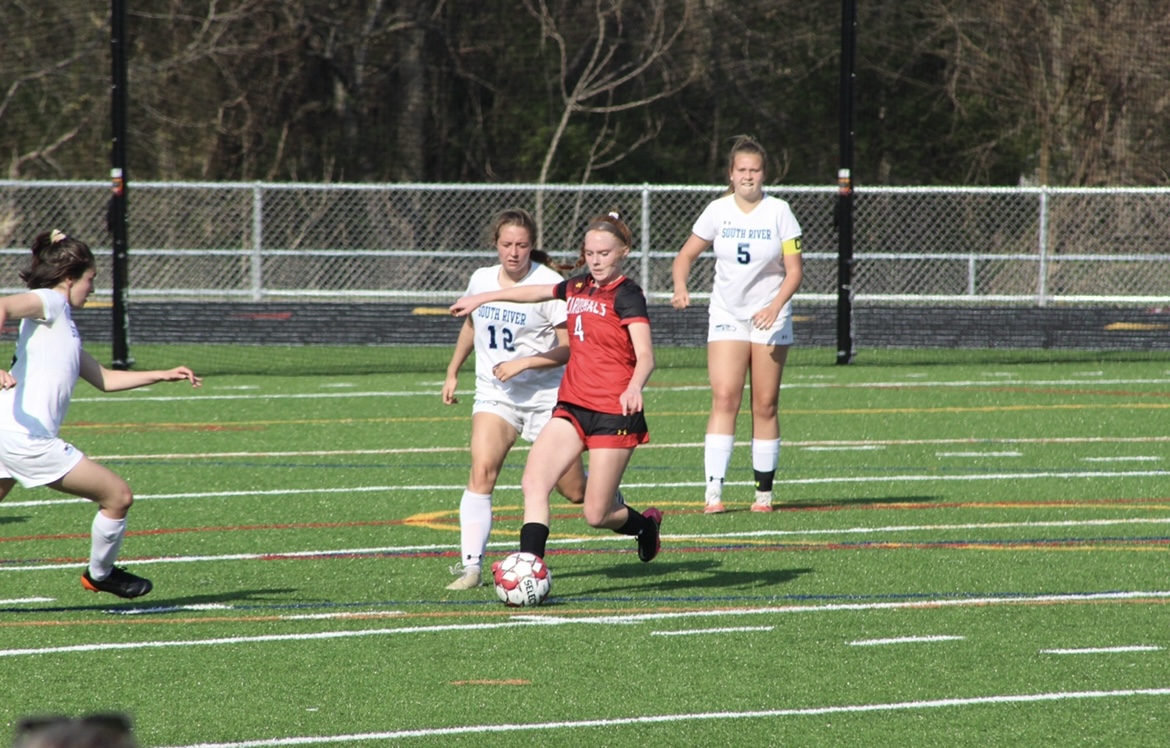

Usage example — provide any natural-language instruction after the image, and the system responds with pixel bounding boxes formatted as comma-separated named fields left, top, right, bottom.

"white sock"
left=89, top=512, right=127, bottom=580
left=752, top=438, right=781, bottom=474
left=704, top=434, right=735, bottom=487
left=459, top=490, right=492, bottom=567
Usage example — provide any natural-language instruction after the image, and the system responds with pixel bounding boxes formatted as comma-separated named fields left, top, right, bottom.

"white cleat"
left=445, top=563, right=483, bottom=590
left=704, top=482, right=726, bottom=514
left=751, top=490, right=774, bottom=513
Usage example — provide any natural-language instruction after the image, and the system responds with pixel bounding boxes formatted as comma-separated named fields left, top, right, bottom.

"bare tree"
left=930, top=0, right=1170, bottom=185
left=522, top=0, right=698, bottom=242
left=0, top=3, right=105, bottom=179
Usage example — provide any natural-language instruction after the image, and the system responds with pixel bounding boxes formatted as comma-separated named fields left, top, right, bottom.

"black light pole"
left=836, top=0, right=856, bottom=365
left=109, top=0, right=132, bottom=369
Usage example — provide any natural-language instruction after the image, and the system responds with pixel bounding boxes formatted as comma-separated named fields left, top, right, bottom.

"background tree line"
left=3, top=0, right=1168, bottom=187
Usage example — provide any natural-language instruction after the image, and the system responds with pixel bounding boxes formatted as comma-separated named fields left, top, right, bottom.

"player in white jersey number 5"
left=671, top=136, right=804, bottom=514
left=0, top=230, right=202, bottom=599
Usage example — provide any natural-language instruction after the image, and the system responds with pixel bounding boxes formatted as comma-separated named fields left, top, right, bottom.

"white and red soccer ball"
left=492, top=551, right=551, bottom=607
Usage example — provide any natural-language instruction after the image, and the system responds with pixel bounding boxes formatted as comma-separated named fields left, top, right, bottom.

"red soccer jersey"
left=553, top=273, right=650, bottom=414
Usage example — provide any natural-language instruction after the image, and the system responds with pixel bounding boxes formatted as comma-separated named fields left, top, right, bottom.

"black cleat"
left=81, top=566, right=153, bottom=599
left=637, top=507, right=663, bottom=562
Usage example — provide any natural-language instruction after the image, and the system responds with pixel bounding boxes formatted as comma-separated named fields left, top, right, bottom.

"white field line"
left=69, top=377, right=1170, bottom=404
left=1040, top=646, right=1164, bottom=655
left=666, top=516, right=1170, bottom=539
left=6, top=516, right=1170, bottom=573
left=936, top=451, right=1023, bottom=458
left=5, top=468, right=1170, bottom=511
left=114, top=607, right=408, bottom=620
left=651, top=626, right=774, bottom=636
left=79, top=434, right=1170, bottom=462
left=65, top=434, right=1170, bottom=461
left=1083, top=456, right=1161, bottom=462
left=154, top=687, right=1170, bottom=748
left=850, top=635, right=966, bottom=646
left=4, top=590, right=1169, bottom=659
left=0, top=597, right=54, bottom=605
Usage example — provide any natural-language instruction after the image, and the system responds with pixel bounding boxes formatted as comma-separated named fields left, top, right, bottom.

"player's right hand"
left=670, top=289, right=690, bottom=309
left=441, top=374, right=459, bottom=404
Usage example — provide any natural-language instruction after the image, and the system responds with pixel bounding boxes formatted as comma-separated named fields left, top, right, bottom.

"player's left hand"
left=619, top=387, right=643, bottom=415
left=752, top=306, right=780, bottom=331
left=0, top=370, right=15, bottom=390
left=164, top=367, right=202, bottom=387
left=492, top=360, right=525, bottom=383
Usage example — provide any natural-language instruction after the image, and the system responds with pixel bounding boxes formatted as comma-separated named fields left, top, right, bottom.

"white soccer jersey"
left=0, top=289, right=82, bottom=438
left=464, top=263, right=567, bottom=409
left=691, top=193, right=803, bottom=319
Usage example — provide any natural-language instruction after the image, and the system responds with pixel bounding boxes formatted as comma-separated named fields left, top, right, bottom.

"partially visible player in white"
left=442, top=208, right=596, bottom=590
left=0, top=229, right=202, bottom=598
left=671, top=136, right=804, bottom=514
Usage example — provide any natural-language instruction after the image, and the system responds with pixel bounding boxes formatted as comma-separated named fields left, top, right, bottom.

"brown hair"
left=20, top=230, right=95, bottom=290
left=575, top=208, right=633, bottom=269
left=489, top=208, right=569, bottom=272
left=727, top=134, right=767, bottom=172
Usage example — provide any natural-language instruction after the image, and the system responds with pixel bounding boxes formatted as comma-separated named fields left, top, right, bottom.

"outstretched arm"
left=78, top=350, right=202, bottom=393
left=0, top=291, right=50, bottom=331
left=0, top=292, right=51, bottom=390
left=450, top=284, right=558, bottom=317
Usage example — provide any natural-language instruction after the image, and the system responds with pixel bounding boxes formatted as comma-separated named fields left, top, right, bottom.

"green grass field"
left=2, top=354, right=1169, bottom=747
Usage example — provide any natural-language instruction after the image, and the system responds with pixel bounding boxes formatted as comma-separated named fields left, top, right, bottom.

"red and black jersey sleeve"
left=613, top=278, right=649, bottom=326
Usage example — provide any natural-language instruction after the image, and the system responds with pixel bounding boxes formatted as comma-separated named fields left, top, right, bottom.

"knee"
left=751, top=399, right=778, bottom=422
left=582, top=501, right=617, bottom=528
left=582, top=506, right=608, bottom=528
left=520, top=472, right=552, bottom=500
left=105, top=483, right=134, bottom=514
left=710, top=390, right=742, bottom=415
left=468, top=464, right=501, bottom=493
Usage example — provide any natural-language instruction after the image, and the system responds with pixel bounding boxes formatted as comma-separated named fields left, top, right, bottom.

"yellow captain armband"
left=782, top=237, right=803, bottom=255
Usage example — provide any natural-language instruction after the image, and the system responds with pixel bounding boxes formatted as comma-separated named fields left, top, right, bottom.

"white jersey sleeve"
left=0, top=289, right=82, bottom=437
left=464, top=263, right=566, bottom=410
left=692, top=193, right=802, bottom=319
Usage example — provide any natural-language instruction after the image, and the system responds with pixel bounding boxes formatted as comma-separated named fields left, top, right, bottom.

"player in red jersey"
left=450, top=210, right=662, bottom=565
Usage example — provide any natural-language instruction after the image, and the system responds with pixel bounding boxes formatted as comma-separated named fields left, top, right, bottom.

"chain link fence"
left=2, top=181, right=1168, bottom=305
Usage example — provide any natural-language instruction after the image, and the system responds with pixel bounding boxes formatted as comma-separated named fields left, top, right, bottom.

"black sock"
left=754, top=469, right=775, bottom=492
left=520, top=522, right=550, bottom=559
left=614, top=508, right=649, bottom=537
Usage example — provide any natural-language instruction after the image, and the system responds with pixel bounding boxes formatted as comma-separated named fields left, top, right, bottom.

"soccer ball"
left=493, top=551, right=552, bottom=607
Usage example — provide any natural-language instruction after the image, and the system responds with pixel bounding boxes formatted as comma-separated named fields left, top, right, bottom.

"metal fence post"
left=640, top=185, right=651, bottom=292
left=1037, top=187, right=1049, bottom=307
left=251, top=182, right=264, bottom=301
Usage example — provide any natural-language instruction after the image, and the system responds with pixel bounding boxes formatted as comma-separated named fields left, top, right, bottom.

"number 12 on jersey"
left=487, top=325, right=515, bottom=351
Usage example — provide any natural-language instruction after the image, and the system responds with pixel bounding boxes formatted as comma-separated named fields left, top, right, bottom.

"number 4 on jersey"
left=573, top=315, right=585, bottom=341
